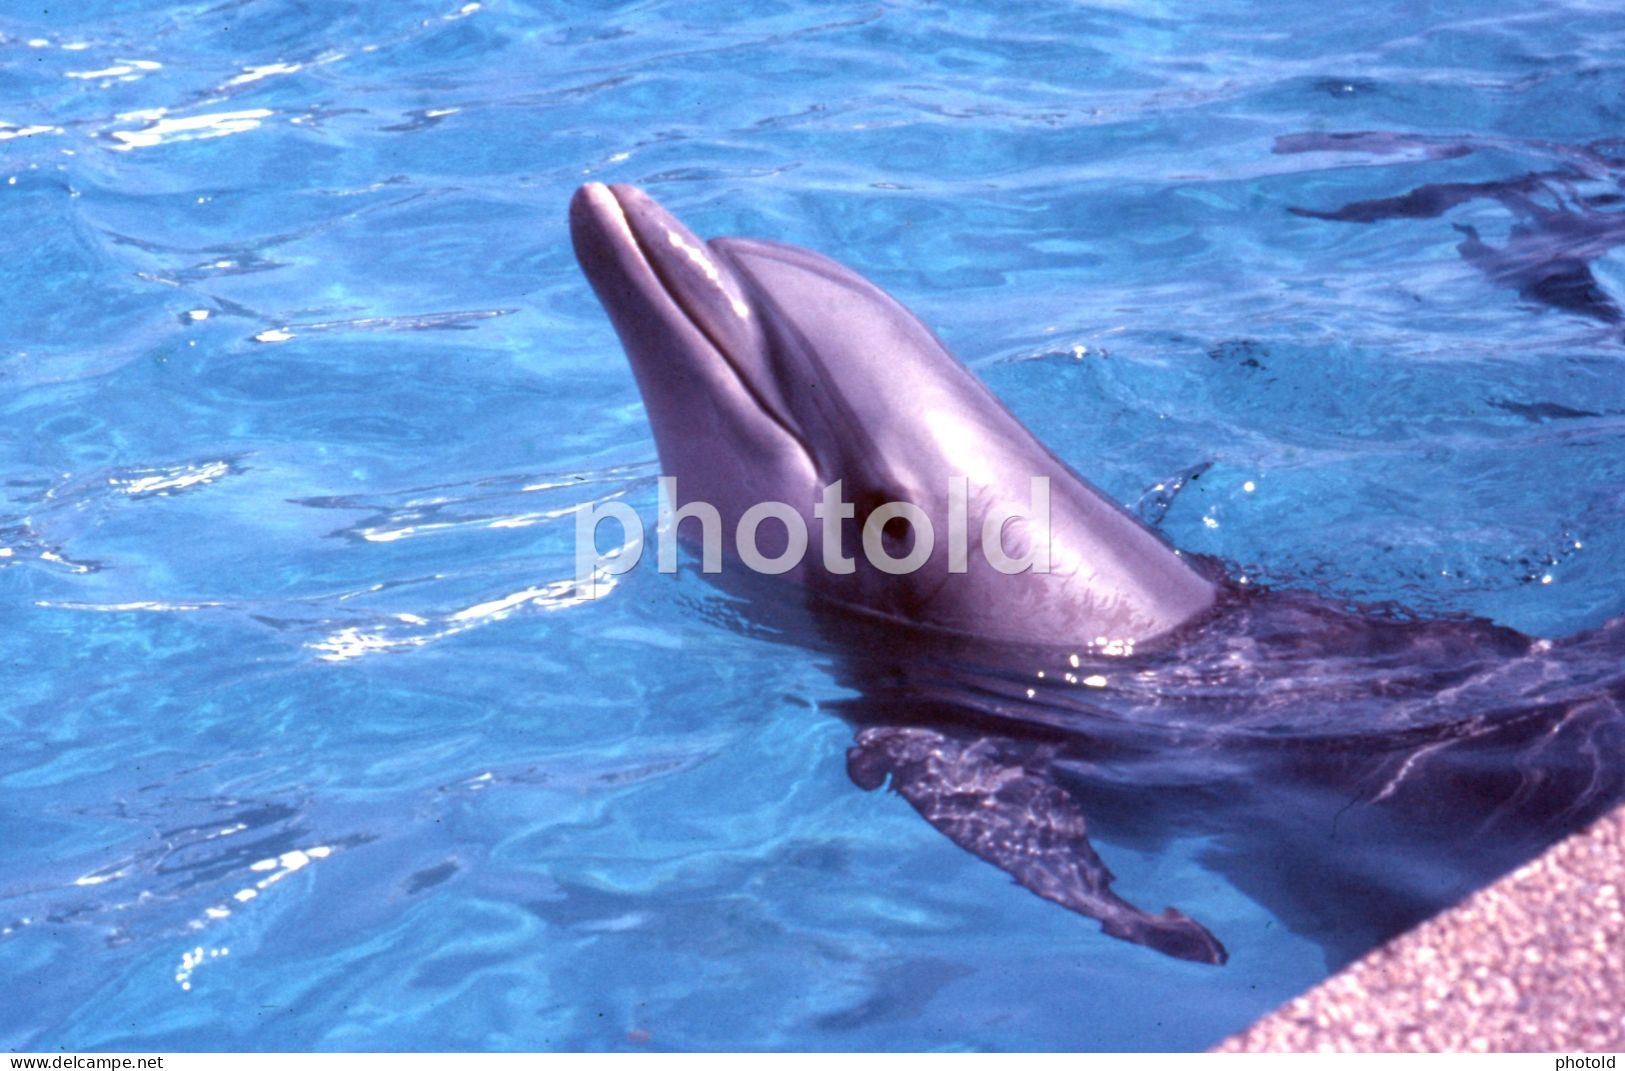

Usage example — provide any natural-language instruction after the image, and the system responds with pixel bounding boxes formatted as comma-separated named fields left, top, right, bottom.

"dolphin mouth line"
left=579, top=182, right=810, bottom=459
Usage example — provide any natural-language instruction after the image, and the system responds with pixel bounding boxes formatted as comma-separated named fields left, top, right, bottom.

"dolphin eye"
left=855, top=490, right=913, bottom=551
left=854, top=490, right=888, bottom=528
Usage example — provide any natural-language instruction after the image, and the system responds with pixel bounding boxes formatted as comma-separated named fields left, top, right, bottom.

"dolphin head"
left=569, top=183, right=823, bottom=547
left=570, top=182, right=1217, bottom=647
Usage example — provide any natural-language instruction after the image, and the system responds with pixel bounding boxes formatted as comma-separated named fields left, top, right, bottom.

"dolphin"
left=569, top=182, right=1216, bottom=648
left=1280, top=132, right=1625, bottom=326
left=570, top=182, right=1625, bottom=967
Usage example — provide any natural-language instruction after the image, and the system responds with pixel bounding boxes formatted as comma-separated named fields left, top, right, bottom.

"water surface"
left=3, top=0, right=1624, bottom=1051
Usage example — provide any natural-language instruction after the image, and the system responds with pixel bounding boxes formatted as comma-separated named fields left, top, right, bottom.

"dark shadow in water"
left=1281, top=132, right=1625, bottom=327
left=740, top=572, right=1625, bottom=969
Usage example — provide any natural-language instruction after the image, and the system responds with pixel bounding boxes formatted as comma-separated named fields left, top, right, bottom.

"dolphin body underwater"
left=569, top=182, right=1625, bottom=966
left=1276, top=131, right=1625, bottom=327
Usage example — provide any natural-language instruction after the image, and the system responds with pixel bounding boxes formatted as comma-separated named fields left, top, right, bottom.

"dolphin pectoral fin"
left=846, top=726, right=1227, bottom=965
left=1098, top=905, right=1229, bottom=966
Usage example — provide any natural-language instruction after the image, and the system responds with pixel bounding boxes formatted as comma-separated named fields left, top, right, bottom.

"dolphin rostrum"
left=570, top=182, right=1625, bottom=967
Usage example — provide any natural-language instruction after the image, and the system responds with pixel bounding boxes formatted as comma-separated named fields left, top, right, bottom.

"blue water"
left=4, top=0, right=1625, bottom=1052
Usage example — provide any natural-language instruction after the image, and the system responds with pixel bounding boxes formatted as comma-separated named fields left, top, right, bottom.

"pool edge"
left=1214, top=802, right=1625, bottom=1052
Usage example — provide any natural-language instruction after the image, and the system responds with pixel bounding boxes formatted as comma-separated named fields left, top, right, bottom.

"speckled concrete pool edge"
left=1215, top=803, right=1625, bottom=1052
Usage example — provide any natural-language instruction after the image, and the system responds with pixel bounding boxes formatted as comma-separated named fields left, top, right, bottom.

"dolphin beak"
left=569, top=182, right=674, bottom=339
left=569, top=182, right=637, bottom=273
left=570, top=183, right=758, bottom=355
left=571, top=183, right=801, bottom=448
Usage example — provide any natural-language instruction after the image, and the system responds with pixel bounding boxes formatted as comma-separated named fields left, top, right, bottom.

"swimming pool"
left=3, top=0, right=1623, bottom=1051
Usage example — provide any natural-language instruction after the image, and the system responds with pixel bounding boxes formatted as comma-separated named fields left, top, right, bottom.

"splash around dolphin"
left=569, top=182, right=1625, bottom=967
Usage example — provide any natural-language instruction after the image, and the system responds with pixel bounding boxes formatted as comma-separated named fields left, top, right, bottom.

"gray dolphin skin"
left=570, top=182, right=1625, bottom=968
left=569, top=182, right=1216, bottom=647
